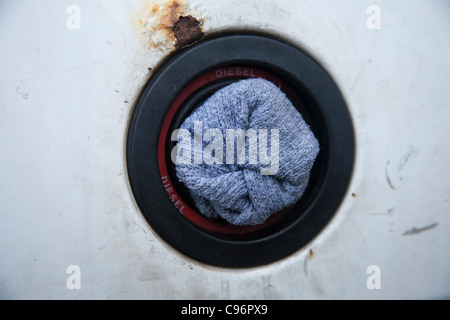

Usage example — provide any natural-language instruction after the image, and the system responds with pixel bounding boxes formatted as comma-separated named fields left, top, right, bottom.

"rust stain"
left=132, top=0, right=204, bottom=52
left=157, top=0, right=181, bottom=31
left=151, top=5, right=160, bottom=15
left=170, top=1, right=180, bottom=19
left=172, top=15, right=204, bottom=48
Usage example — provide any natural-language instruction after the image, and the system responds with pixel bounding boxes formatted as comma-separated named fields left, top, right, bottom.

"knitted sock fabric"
left=174, top=78, right=320, bottom=226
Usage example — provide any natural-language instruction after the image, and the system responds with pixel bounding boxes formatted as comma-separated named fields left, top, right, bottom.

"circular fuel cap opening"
left=127, top=33, right=355, bottom=268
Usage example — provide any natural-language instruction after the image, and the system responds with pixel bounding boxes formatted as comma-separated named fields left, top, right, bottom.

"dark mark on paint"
left=402, top=222, right=438, bottom=236
left=172, top=15, right=204, bottom=48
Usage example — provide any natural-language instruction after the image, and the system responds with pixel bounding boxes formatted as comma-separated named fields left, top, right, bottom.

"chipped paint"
left=130, top=0, right=204, bottom=53
left=173, top=15, right=204, bottom=48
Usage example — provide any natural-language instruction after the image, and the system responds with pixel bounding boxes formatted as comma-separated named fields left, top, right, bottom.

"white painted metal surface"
left=1, top=0, right=449, bottom=299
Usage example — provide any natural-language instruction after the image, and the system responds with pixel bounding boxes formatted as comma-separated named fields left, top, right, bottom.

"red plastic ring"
left=158, top=65, right=304, bottom=235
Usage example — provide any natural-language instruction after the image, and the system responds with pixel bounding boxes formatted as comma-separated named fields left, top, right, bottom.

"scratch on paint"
left=385, top=160, right=396, bottom=190
left=402, top=222, right=438, bottom=236
left=303, top=248, right=315, bottom=276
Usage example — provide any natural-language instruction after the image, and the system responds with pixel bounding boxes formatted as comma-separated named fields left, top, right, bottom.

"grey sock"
left=174, top=78, right=320, bottom=226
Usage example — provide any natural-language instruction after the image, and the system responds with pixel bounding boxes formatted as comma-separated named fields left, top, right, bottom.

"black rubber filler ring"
left=126, top=34, right=355, bottom=268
